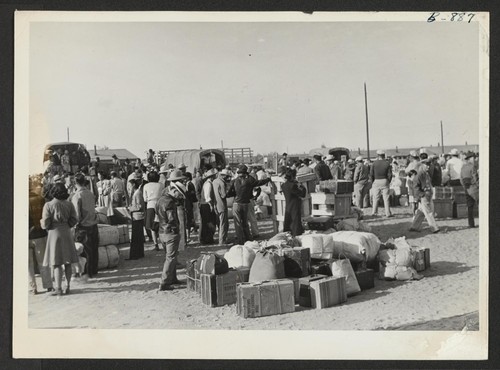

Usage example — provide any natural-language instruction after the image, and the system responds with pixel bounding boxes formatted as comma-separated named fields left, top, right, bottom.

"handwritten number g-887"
left=427, top=12, right=476, bottom=23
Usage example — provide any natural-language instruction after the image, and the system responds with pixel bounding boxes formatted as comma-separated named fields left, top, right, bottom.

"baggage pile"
left=432, top=186, right=479, bottom=219
left=184, top=230, right=398, bottom=319
left=96, top=224, right=129, bottom=270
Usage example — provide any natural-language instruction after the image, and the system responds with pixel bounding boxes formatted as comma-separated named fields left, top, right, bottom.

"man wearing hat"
left=445, top=148, right=463, bottom=186
left=212, top=169, right=233, bottom=245
left=156, top=179, right=186, bottom=291
left=313, top=154, right=333, bottom=182
left=325, top=155, right=341, bottom=180
left=297, top=158, right=314, bottom=175
left=353, top=156, right=370, bottom=209
left=409, top=158, right=440, bottom=233
left=199, top=168, right=218, bottom=244
left=279, top=153, right=288, bottom=167
left=167, top=170, right=189, bottom=250
left=428, top=155, right=442, bottom=187
left=177, top=163, right=187, bottom=175
left=405, top=150, right=422, bottom=214
left=369, top=150, right=393, bottom=217
left=460, top=151, right=478, bottom=228
left=344, top=159, right=356, bottom=181
left=226, top=164, right=271, bottom=244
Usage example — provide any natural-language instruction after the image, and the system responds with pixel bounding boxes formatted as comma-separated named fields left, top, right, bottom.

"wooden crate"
left=455, top=204, right=479, bottom=218
left=310, top=193, right=351, bottom=217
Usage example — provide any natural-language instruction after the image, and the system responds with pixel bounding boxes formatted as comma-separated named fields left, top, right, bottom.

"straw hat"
left=204, top=168, right=218, bottom=179
left=355, top=156, right=363, bottom=162
left=170, top=181, right=186, bottom=198
left=325, top=154, right=334, bottom=161
left=449, top=148, right=459, bottom=156
left=168, top=169, right=186, bottom=182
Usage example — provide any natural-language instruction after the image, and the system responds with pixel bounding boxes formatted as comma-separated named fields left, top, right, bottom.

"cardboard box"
left=278, top=247, right=311, bottom=278
left=354, top=269, right=375, bottom=291
left=412, top=249, right=426, bottom=272
left=298, top=274, right=328, bottom=307
left=201, top=271, right=238, bottom=307
left=309, top=276, right=347, bottom=309
left=236, top=279, right=295, bottom=318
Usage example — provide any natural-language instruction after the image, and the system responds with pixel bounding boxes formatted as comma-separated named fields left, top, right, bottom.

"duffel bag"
left=224, top=244, right=256, bottom=269
left=248, top=249, right=285, bottom=282
left=330, top=258, right=361, bottom=296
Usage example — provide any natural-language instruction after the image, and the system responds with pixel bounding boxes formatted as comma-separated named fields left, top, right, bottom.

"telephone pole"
left=440, top=121, right=444, bottom=154
left=364, top=83, right=371, bottom=160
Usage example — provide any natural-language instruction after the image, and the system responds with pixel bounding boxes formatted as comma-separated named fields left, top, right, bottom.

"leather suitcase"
left=309, top=276, right=347, bottom=309
left=236, top=279, right=295, bottom=318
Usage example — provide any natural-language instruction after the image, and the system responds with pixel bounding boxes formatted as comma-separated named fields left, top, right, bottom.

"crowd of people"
left=28, top=146, right=479, bottom=294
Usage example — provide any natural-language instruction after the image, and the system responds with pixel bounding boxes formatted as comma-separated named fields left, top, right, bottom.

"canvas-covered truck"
left=160, top=149, right=226, bottom=174
left=43, top=142, right=91, bottom=173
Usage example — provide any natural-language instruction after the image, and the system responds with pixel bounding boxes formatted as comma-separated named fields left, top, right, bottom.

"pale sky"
left=29, top=20, right=480, bottom=172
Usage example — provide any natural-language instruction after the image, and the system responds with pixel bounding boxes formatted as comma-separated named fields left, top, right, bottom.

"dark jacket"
left=314, top=161, right=333, bottom=181
left=227, top=175, right=269, bottom=204
left=156, top=193, right=180, bottom=234
left=353, top=163, right=370, bottom=184
left=370, top=159, right=392, bottom=182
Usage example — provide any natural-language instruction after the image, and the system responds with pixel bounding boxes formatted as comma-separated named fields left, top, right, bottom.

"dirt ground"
left=28, top=206, right=480, bottom=331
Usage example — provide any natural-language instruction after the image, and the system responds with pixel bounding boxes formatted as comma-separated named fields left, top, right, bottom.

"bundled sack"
left=97, top=224, right=120, bottom=246
left=300, top=233, right=335, bottom=260
left=379, top=262, right=423, bottom=281
left=267, top=232, right=301, bottom=248
left=95, top=206, right=110, bottom=224
left=224, top=244, right=256, bottom=269
left=196, top=253, right=229, bottom=275
left=328, top=231, right=381, bottom=263
left=330, top=258, right=361, bottom=296
left=336, top=219, right=372, bottom=233
left=249, top=249, right=285, bottom=282
left=244, top=240, right=261, bottom=252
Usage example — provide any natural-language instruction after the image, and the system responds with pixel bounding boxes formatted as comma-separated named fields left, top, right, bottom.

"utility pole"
left=364, top=83, right=371, bottom=160
left=67, top=127, right=70, bottom=142
left=221, top=139, right=224, bottom=149
left=440, top=120, right=444, bottom=154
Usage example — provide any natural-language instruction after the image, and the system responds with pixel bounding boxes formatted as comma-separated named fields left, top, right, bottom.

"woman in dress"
left=96, top=171, right=111, bottom=207
left=142, top=171, right=164, bottom=250
left=282, top=170, right=306, bottom=237
left=127, top=176, right=145, bottom=259
left=41, top=183, right=79, bottom=296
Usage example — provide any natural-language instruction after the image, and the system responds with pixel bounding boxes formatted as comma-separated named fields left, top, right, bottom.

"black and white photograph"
left=13, top=11, right=488, bottom=359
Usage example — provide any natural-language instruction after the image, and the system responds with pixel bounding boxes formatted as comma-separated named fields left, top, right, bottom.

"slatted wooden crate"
left=310, top=192, right=352, bottom=217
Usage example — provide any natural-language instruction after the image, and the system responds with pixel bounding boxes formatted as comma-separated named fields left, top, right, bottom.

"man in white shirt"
left=445, top=148, right=463, bottom=186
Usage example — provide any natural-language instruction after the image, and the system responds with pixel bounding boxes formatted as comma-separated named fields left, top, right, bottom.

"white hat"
left=355, top=156, right=363, bottom=162
left=325, top=154, right=334, bottom=161
left=203, top=168, right=218, bottom=179
left=177, top=163, right=186, bottom=169
left=376, top=149, right=385, bottom=155
left=419, top=148, right=427, bottom=154
left=449, top=148, right=459, bottom=156
left=409, top=150, right=419, bottom=158
left=220, top=169, right=232, bottom=177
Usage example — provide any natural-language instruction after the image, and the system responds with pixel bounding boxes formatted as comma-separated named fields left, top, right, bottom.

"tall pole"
left=67, top=127, right=70, bottom=142
left=221, top=139, right=224, bottom=149
left=440, top=121, right=444, bottom=154
left=364, top=83, right=371, bottom=161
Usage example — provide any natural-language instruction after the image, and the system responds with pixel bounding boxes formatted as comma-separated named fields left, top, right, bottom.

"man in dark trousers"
left=282, top=170, right=307, bottom=236
left=370, top=150, right=393, bottom=217
left=227, top=164, right=271, bottom=244
left=313, top=154, right=333, bottom=182
left=157, top=182, right=186, bottom=290
left=72, top=173, right=99, bottom=277
left=460, top=151, right=478, bottom=228
left=353, top=155, right=370, bottom=209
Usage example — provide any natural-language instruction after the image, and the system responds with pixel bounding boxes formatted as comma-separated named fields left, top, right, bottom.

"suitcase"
left=232, top=267, right=250, bottom=283
left=355, top=269, right=375, bottom=291
left=335, top=180, right=354, bottom=194
left=298, top=274, right=328, bottom=307
left=306, top=216, right=335, bottom=231
left=412, top=248, right=426, bottom=272
left=309, top=276, right=347, bottom=309
left=201, top=271, right=238, bottom=307
left=236, top=279, right=295, bottom=318
left=196, top=253, right=229, bottom=275
left=278, top=247, right=311, bottom=278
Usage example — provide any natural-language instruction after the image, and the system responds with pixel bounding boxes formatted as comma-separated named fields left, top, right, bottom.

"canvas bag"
left=249, top=249, right=285, bottom=282
left=224, top=244, right=256, bottom=269
left=330, top=258, right=361, bottom=296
